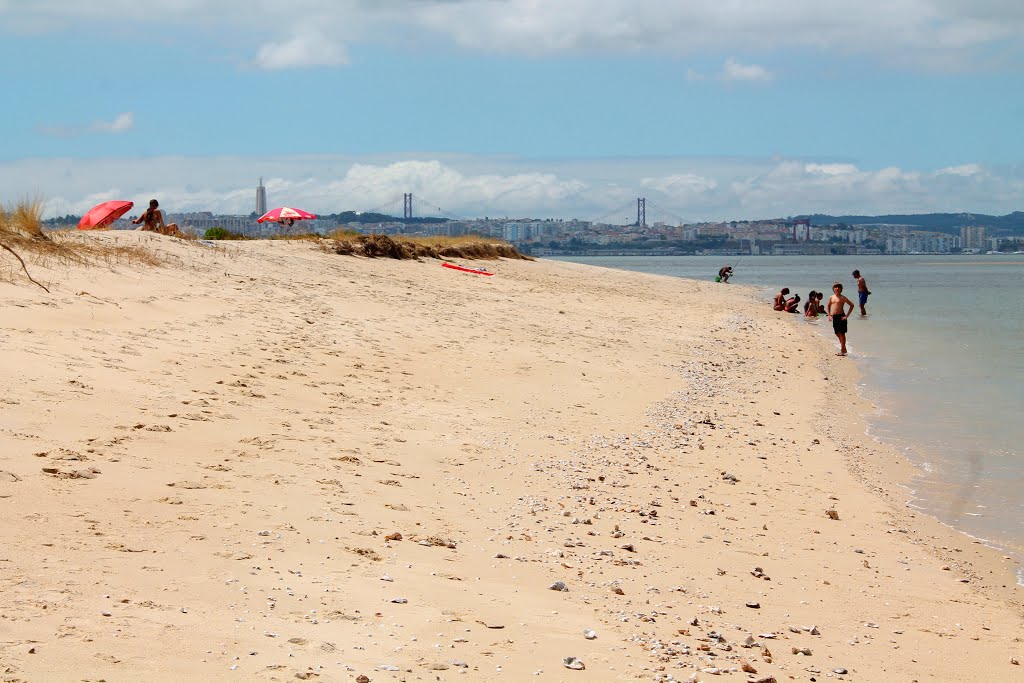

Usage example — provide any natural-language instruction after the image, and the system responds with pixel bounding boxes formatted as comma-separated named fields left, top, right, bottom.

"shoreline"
left=1, top=234, right=1021, bottom=681
left=860, top=403, right=1024, bottom=589
left=793, top=300, right=1024, bottom=590
left=557, top=253, right=1024, bottom=590
left=794, top=311, right=1024, bottom=586
left=727, top=282, right=1024, bottom=602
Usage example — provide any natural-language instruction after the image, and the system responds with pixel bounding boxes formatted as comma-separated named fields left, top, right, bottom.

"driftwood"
left=0, top=242, right=50, bottom=293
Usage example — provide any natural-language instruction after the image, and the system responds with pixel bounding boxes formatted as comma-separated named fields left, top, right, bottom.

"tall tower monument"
left=256, top=177, right=267, bottom=216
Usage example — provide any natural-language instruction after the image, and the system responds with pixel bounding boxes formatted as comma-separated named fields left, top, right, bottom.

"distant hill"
left=794, top=212, right=1024, bottom=234
left=321, top=211, right=448, bottom=225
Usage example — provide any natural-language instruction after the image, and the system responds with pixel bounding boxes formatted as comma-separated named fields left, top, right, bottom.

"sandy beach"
left=1, top=232, right=1021, bottom=682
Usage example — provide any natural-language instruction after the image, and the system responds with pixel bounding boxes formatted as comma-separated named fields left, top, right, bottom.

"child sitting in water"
left=784, top=293, right=801, bottom=313
left=804, top=291, right=826, bottom=317
left=804, top=291, right=818, bottom=317
left=773, top=288, right=790, bottom=311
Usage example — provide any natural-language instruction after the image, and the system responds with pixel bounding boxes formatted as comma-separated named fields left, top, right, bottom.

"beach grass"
left=0, top=198, right=176, bottom=290
left=0, top=195, right=48, bottom=240
left=268, top=232, right=321, bottom=241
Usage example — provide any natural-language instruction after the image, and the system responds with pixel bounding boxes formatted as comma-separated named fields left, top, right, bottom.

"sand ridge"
left=0, top=232, right=1021, bottom=682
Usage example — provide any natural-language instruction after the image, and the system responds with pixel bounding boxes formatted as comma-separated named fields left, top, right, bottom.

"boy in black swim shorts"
left=827, top=282, right=854, bottom=356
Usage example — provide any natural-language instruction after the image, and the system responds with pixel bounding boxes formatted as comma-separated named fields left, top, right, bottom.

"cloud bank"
left=5, top=154, right=1020, bottom=222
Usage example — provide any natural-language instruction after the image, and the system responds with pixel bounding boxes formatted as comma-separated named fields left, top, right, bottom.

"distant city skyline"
left=1, top=2, right=1022, bottom=221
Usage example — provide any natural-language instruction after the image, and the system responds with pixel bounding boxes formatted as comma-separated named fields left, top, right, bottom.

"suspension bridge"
left=354, top=193, right=691, bottom=229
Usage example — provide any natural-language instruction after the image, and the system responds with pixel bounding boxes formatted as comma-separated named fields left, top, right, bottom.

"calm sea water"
left=554, top=255, right=1024, bottom=568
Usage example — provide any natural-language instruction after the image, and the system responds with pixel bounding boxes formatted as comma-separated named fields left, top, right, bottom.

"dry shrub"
left=1, top=196, right=52, bottom=290
left=0, top=196, right=48, bottom=240
left=359, top=233, right=415, bottom=259
left=437, top=242, right=527, bottom=260
left=401, top=234, right=531, bottom=260
left=0, top=227, right=175, bottom=292
left=317, top=232, right=532, bottom=261
left=327, top=240, right=356, bottom=255
left=268, top=232, right=322, bottom=241
left=327, top=228, right=362, bottom=240
left=5, top=230, right=162, bottom=268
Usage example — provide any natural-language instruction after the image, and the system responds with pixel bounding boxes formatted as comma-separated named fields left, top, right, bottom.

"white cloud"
left=37, top=112, right=135, bottom=138
left=253, top=32, right=349, bottom=70
left=720, top=57, right=774, bottom=83
left=3, top=153, right=1021, bottom=223
left=937, top=163, right=983, bottom=176
left=1, top=1, right=1021, bottom=71
left=90, top=112, right=135, bottom=134
left=805, top=163, right=859, bottom=176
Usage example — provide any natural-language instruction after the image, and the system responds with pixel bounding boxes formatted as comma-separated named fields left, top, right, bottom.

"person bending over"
left=718, top=265, right=733, bottom=283
left=773, top=287, right=790, bottom=311
left=784, top=293, right=801, bottom=313
left=827, top=282, right=855, bottom=356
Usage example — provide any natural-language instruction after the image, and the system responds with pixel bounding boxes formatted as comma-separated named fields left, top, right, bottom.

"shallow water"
left=554, top=254, right=1024, bottom=562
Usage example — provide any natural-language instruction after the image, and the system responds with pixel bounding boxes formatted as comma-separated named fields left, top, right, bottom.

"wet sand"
left=0, top=232, right=1021, bottom=682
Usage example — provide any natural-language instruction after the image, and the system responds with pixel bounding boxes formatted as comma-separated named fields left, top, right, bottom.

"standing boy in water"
left=852, top=269, right=870, bottom=316
left=827, top=282, right=854, bottom=356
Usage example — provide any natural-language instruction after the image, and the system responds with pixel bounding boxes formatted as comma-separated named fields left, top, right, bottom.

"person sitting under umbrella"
left=132, top=199, right=180, bottom=236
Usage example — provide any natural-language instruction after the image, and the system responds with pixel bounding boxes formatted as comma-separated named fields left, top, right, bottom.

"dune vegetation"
left=322, top=230, right=531, bottom=261
left=0, top=198, right=166, bottom=291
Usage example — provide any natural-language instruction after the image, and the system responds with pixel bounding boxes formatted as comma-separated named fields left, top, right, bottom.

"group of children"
left=773, top=270, right=870, bottom=357
left=772, top=288, right=828, bottom=316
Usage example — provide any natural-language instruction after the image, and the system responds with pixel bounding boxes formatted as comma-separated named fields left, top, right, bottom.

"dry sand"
left=0, top=232, right=1021, bottom=682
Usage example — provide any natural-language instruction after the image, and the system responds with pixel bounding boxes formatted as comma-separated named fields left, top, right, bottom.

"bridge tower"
left=403, top=193, right=413, bottom=220
left=637, top=198, right=646, bottom=228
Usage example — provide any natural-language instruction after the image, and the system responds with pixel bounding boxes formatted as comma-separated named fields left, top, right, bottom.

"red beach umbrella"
left=257, top=206, right=317, bottom=224
left=77, top=200, right=134, bottom=230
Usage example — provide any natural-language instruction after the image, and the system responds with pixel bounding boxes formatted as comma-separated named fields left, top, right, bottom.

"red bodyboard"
left=442, top=263, right=494, bottom=276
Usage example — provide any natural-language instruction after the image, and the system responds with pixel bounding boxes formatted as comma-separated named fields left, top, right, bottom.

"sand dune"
left=0, top=232, right=1020, bottom=682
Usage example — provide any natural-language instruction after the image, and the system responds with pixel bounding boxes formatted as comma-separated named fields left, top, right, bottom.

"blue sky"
left=1, top=1, right=1022, bottom=221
